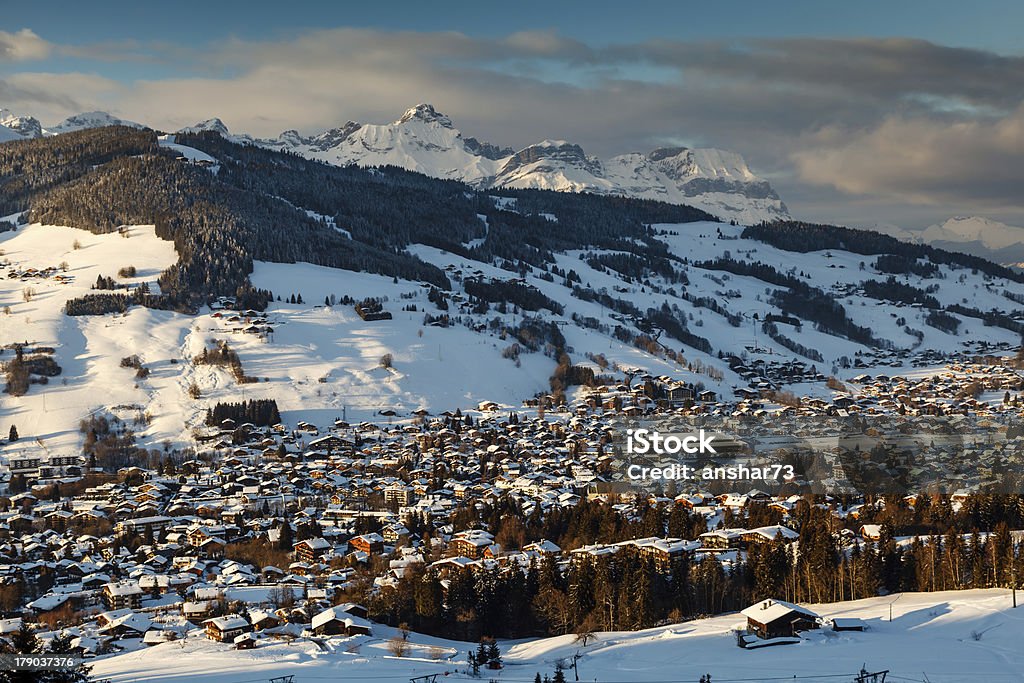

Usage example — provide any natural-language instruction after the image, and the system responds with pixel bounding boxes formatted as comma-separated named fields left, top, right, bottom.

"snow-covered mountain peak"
left=397, top=103, right=454, bottom=128
left=923, top=216, right=1024, bottom=251
left=49, top=111, right=144, bottom=134
left=646, top=146, right=688, bottom=162
left=307, top=121, right=362, bottom=151
left=0, top=108, right=43, bottom=138
left=496, top=139, right=605, bottom=187
left=178, top=118, right=231, bottom=136
left=0, top=101, right=790, bottom=224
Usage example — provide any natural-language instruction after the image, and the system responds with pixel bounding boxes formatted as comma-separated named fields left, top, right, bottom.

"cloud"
left=792, top=106, right=1024, bottom=209
left=0, top=29, right=51, bottom=62
left=618, top=38, right=1024, bottom=113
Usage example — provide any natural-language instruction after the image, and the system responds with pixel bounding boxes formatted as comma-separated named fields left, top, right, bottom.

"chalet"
left=204, top=615, right=251, bottom=643
left=450, top=530, right=494, bottom=559
left=310, top=604, right=373, bottom=636
left=102, top=581, right=143, bottom=610
left=98, top=612, right=153, bottom=639
left=182, top=601, right=214, bottom=621
left=740, top=599, right=819, bottom=640
left=199, top=537, right=226, bottom=559
left=698, top=528, right=744, bottom=550
left=859, top=524, right=883, bottom=541
left=632, top=538, right=697, bottom=570
left=308, top=434, right=355, bottom=455
left=233, top=631, right=256, bottom=650
left=294, top=537, right=332, bottom=563
left=349, top=533, right=384, bottom=555
left=665, top=384, right=693, bottom=406
left=143, top=629, right=178, bottom=646
left=741, top=525, right=800, bottom=546
left=524, top=540, right=561, bottom=556
left=248, top=609, right=280, bottom=631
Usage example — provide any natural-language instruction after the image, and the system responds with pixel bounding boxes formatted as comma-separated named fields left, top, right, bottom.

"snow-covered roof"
left=741, top=599, right=819, bottom=624
left=311, top=604, right=372, bottom=631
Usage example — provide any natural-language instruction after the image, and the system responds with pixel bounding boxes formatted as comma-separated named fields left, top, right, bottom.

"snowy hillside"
left=6, top=210, right=1024, bottom=462
left=0, top=122, right=23, bottom=143
left=0, top=224, right=182, bottom=458
left=87, top=589, right=1024, bottom=683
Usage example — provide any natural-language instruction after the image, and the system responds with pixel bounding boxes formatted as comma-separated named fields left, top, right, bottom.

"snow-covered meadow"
left=90, top=589, right=1024, bottom=683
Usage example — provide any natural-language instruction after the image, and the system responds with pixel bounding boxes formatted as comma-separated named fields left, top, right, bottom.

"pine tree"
left=277, top=520, right=293, bottom=550
left=7, top=425, right=16, bottom=442
left=9, top=621, right=40, bottom=654
left=486, top=640, right=501, bottom=668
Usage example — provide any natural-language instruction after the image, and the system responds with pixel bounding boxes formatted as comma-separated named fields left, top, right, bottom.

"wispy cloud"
left=0, top=29, right=51, bottom=62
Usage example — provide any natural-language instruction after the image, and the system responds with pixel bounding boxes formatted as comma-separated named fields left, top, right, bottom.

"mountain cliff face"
left=254, top=104, right=789, bottom=224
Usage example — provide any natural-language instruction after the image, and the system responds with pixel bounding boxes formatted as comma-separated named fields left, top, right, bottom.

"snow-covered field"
left=90, top=589, right=1024, bottom=683
left=0, top=223, right=187, bottom=456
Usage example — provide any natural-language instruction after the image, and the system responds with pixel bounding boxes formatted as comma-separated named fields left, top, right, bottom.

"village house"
left=740, top=599, right=820, bottom=641
left=102, top=581, right=143, bottom=610
left=294, top=537, right=333, bottom=563
left=349, top=533, right=385, bottom=556
left=310, top=604, right=373, bottom=636
left=204, top=615, right=252, bottom=643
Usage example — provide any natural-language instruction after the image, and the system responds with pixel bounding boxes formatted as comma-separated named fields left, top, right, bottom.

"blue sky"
left=2, top=1, right=1024, bottom=228
left=9, top=0, right=1024, bottom=54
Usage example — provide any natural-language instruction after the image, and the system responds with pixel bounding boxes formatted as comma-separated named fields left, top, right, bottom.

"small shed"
left=831, top=617, right=867, bottom=632
left=234, top=632, right=256, bottom=650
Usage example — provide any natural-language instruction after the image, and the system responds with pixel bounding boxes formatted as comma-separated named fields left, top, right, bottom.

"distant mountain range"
left=0, top=103, right=789, bottom=225
left=4, top=104, right=1024, bottom=250
left=0, top=108, right=145, bottom=139
left=868, top=216, right=1024, bottom=268
left=238, top=104, right=791, bottom=225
